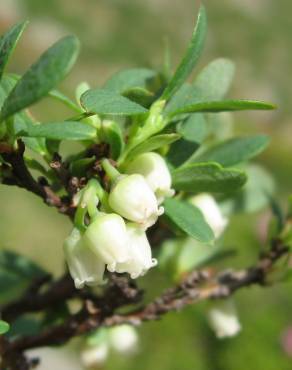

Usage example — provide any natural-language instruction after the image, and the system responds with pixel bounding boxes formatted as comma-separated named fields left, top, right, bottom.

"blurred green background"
left=0, top=0, right=291, bottom=369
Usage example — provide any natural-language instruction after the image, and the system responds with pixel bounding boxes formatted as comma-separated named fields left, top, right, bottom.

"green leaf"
left=123, top=87, right=154, bottom=107
left=0, top=250, right=47, bottom=304
left=0, top=75, right=47, bottom=155
left=167, top=138, right=199, bottom=167
left=193, top=58, right=235, bottom=101
left=16, top=121, right=96, bottom=141
left=194, top=135, right=270, bottom=167
left=124, top=133, right=180, bottom=162
left=172, top=162, right=247, bottom=193
left=0, top=35, right=80, bottom=121
left=167, top=99, right=276, bottom=118
left=161, top=5, right=207, bottom=100
left=80, top=88, right=148, bottom=116
left=0, top=320, right=10, bottom=335
left=165, top=59, right=234, bottom=115
left=176, top=113, right=207, bottom=143
left=104, top=68, right=157, bottom=93
left=164, top=198, right=214, bottom=243
left=0, top=21, right=28, bottom=80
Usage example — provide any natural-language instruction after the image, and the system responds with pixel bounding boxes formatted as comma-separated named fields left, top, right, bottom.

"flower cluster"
left=64, top=152, right=174, bottom=288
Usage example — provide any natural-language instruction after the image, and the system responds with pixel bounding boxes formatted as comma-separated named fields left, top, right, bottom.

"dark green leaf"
left=16, top=121, right=96, bottom=141
left=0, top=75, right=47, bottom=154
left=0, top=21, right=28, bottom=80
left=0, top=320, right=9, bottom=335
left=0, top=250, right=47, bottom=304
left=164, top=198, right=214, bottom=243
left=0, top=35, right=80, bottom=120
left=125, top=133, right=180, bottom=162
left=167, top=99, right=276, bottom=118
left=167, top=138, right=199, bottom=167
left=80, top=88, right=148, bottom=116
left=161, top=5, right=207, bottom=100
left=104, top=68, right=157, bottom=93
left=123, top=87, right=154, bottom=107
left=194, top=135, right=270, bottom=167
left=172, top=162, right=247, bottom=193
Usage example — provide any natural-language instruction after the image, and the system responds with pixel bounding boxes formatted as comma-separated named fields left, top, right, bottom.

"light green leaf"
left=164, top=198, right=214, bottom=243
left=167, top=99, right=276, bottom=118
left=194, top=58, right=235, bottom=101
left=0, top=320, right=9, bottom=335
left=165, top=59, right=235, bottom=114
left=172, top=162, right=247, bottom=193
left=80, top=88, right=148, bottom=116
left=161, top=5, right=207, bottom=100
left=104, top=68, right=157, bottom=93
left=0, top=35, right=80, bottom=120
left=176, top=113, right=207, bottom=143
left=125, top=133, right=180, bottom=162
left=194, top=135, right=270, bottom=167
left=16, top=121, right=96, bottom=141
left=0, top=21, right=28, bottom=80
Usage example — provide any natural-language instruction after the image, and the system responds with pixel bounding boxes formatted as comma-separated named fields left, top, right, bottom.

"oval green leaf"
left=164, top=198, right=214, bottom=243
left=80, top=88, right=148, bottom=116
left=172, top=162, right=247, bottom=193
left=0, top=35, right=80, bottom=120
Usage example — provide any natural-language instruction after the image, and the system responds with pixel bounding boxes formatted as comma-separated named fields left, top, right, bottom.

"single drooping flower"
left=83, top=213, right=130, bottom=272
left=126, top=152, right=174, bottom=204
left=207, top=300, right=241, bottom=339
left=108, top=174, right=164, bottom=229
left=63, top=228, right=105, bottom=289
left=115, top=223, right=157, bottom=278
left=190, top=193, right=228, bottom=238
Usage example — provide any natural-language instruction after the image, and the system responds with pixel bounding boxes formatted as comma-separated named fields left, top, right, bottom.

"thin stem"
left=101, top=158, right=120, bottom=182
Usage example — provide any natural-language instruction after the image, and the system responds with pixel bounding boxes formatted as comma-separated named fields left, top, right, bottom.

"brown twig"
left=0, top=238, right=288, bottom=369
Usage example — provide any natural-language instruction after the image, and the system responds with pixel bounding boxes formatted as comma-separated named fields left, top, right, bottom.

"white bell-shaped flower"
left=115, top=223, right=157, bottom=278
left=81, top=343, right=109, bottom=367
left=63, top=228, right=105, bottom=289
left=207, top=300, right=241, bottom=339
left=84, top=213, right=130, bottom=272
left=108, top=174, right=163, bottom=229
left=109, top=325, right=138, bottom=354
left=190, top=193, right=228, bottom=238
left=126, top=152, right=174, bottom=204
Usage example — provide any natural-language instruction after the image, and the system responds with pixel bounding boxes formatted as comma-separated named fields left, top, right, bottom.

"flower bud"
left=63, top=228, right=105, bottom=289
left=190, top=194, right=228, bottom=238
left=207, top=300, right=241, bottom=339
left=108, top=174, right=163, bottom=229
left=126, top=152, right=174, bottom=204
left=115, top=223, right=157, bottom=278
left=83, top=213, right=130, bottom=272
left=109, top=325, right=138, bottom=354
